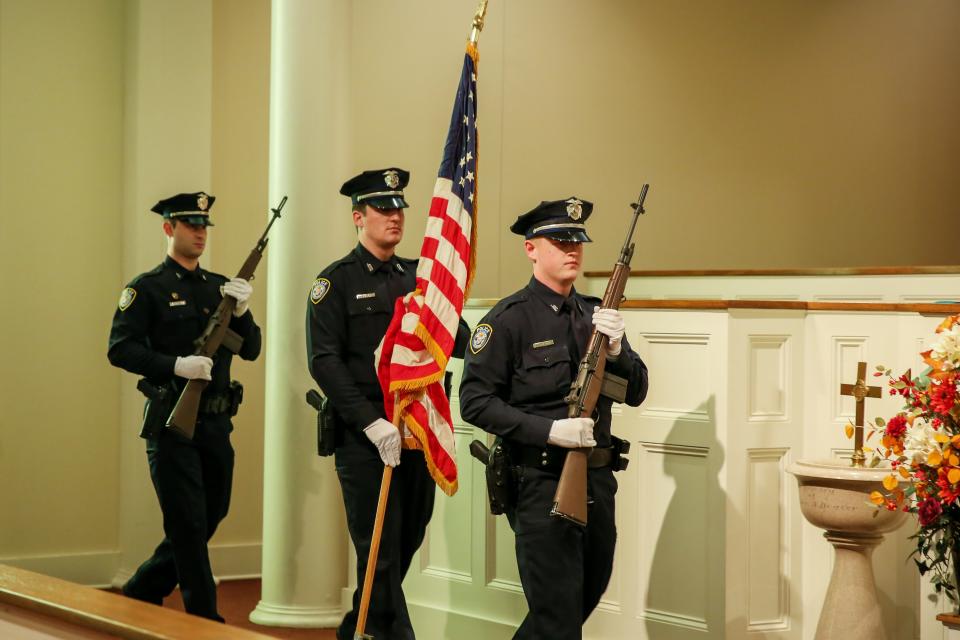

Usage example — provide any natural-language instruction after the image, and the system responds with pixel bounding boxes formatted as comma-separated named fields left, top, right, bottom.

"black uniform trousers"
left=334, top=426, right=435, bottom=640
left=506, top=464, right=618, bottom=640
left=122, top=414, right=234, bottom=622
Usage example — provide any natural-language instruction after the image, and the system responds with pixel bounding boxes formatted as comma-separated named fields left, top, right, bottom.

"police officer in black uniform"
left=459, top=197, right=649, bottom=640
left=306, top=168, right=469, bottom=640
left=108, top=192, right=262, bottom=621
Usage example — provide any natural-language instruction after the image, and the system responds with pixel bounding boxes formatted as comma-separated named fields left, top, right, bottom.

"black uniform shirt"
left=108, top=256, right=262, bottom=393
left=307, top=243, right=470, bottom=432
left=459, top=276, right=648, bottom=449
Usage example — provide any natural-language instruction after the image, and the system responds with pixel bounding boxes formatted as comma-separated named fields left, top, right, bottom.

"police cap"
left=340, top=167, right=410, bottom=210
left=509, top=197, right=593, bottom=242
left=151, top=192, right=215, bottom=226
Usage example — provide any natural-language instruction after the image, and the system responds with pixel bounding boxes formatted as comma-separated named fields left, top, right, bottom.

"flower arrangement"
left=861, top=313, right=960, bottom=604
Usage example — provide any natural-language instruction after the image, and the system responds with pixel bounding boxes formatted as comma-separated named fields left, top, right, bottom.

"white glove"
left=364, top=418, right=401, bottom=467
left=222, top=278, right=253, bottom=316
left=547, top=417, right=596, bottom=449
left=174, top=355, right=213, bottom=381
left=592, top=306, right=625, bottom=357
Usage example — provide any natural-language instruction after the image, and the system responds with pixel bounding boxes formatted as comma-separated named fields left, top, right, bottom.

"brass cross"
left=839, top=360, right=883, bottom=467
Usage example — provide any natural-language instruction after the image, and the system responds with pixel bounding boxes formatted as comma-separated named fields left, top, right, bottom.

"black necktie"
left=384, top=263, right=407, bottom=309
left=561, top=299, right=583, bottom=369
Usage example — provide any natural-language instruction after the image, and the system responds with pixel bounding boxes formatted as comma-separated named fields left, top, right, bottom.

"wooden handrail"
left=0, top=564, right=276, bottom=640
left=619, top=300, right=960, bottom=313
left=937, top=613, right=960, bottom=628
left=584, top=266, right=960, bottom=278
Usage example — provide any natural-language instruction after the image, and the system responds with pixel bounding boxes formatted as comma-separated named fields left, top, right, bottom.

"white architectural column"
left=250, top=0, right=354, bottom=627
left=115, top=0, right=213, bottom=587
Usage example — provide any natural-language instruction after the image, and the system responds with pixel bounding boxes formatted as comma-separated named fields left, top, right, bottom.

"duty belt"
left=200, top=393, right=231, bottom=415
left=513, top=444, right=616, bottom=473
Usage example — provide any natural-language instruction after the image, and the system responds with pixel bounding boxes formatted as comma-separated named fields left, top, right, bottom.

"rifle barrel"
left=620, top=184, right=649, bottom=258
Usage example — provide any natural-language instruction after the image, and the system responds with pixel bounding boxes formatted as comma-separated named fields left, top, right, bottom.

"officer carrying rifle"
left=460, top=192, right=650, bottom=640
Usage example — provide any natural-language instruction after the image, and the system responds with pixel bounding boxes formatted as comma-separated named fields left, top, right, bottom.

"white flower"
left=929, top=326, right=960, bottom=371
left=903, top=417, right=939, bottom=466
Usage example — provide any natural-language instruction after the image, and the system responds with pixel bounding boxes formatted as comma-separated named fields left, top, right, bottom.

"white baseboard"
left=2, top=542, right=263, bottom=589
left=0, top=550, right=120, bottom=588
left=209, top=541, right=262, bottom=580
left=408, top=602, right=517, bottom=640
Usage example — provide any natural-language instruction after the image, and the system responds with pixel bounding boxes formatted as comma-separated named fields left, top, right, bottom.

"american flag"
left=374, top=43, right=479, bottom=496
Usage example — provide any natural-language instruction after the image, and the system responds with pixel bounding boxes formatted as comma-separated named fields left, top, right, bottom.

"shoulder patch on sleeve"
left=470, top=323, right=493, bottom=354
left=310, top=278, right=331, bottom=304
left=118, top=287, right=137, bottom=311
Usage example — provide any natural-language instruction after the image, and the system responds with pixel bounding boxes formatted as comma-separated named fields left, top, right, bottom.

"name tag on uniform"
left=168, top=300, right=187, bottom=307
left=532, top=339, right=555, bottom=349
left=356, top=292, right=376, bottom=299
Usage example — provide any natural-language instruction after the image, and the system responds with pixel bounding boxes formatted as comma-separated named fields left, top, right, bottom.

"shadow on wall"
left=644, top=397, right=729, bottom=640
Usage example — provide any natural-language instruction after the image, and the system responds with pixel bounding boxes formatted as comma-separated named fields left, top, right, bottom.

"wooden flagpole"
left=353, top=390, right=403, bottom=640
left=353, top=464, right=393, bottom=640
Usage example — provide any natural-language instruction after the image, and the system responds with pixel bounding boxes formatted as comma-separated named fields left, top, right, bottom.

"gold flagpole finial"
left=469, top=0, right=489, bottom=44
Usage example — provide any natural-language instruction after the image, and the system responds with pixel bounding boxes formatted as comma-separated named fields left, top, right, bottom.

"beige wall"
left=0, top=0, right=125, bottom=558
left=209, top=0, right=271, bottom=546
left=352, top=0, right=960, bottom=298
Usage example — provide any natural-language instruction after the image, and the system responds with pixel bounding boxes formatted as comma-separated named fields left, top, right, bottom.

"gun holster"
left=443, top=370, right=454, bottom=399
left=306, top=389, right=336, bottom=457
left=470, top=437, right=516, bottom=515
left=228, top=380, right=244, bottom=417
left=610, top=435, right=631, bottom=472
left=137, top=378, right=174, bottom=440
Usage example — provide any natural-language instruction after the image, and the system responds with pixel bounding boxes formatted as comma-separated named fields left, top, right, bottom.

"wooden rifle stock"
left=166, top=196, right=287, bottom=438
left=550, top=186, right=648, bottom=526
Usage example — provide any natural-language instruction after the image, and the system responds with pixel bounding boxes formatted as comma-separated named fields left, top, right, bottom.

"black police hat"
left=509, top=197, right=593, bottom=242
left=150, top=192, right=215, bottom=226
left=340, top=168, right=410, bottom=210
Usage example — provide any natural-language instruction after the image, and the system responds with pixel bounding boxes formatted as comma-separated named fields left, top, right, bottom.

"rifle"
left=550, top=185, right=648, bottom=526
left=166, top=196, right=287, bottom=439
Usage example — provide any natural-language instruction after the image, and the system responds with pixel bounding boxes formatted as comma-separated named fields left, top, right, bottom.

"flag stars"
left=459, top=157, right=466, bottom=168
left=466, top=170, right=474, bottom=182
left=463, top=115, right=469, bottom=126
left=458, top=177, right=466, bottom=187
left=466, top=151, right=473, bottom=162
left=468, top=89, right=474, bottom=101
left=468, top=191, right=474, bottom=203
